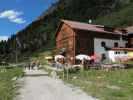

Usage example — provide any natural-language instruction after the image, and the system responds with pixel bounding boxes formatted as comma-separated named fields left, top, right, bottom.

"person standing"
left=31, top=61, right=35, bottom=70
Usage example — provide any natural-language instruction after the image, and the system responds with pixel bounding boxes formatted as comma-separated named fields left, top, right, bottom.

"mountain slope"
left=0, top=0, right=133, bottom=62
left=95, top=3, right=133, bottom=27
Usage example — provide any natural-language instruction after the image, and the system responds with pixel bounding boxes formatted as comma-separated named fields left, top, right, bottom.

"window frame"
left=101, top=41, right=106, bottom=47
left=114, top=42, right=119, bottom=47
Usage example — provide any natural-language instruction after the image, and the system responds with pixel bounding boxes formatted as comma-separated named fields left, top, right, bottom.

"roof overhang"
left=55, top=19, right=128, bottom=38
left=109, top=48, right=133, bottom=51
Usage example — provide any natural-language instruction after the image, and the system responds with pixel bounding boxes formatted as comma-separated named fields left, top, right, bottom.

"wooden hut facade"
left=126, top=26, right=133, bottom=48
left=56, top=20, right=128, bottom=64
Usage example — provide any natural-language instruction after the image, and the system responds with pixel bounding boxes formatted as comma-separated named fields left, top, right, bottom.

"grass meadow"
left=0, top=66, right=24, bottom=100
left=57, top=68, right=133, bottom=100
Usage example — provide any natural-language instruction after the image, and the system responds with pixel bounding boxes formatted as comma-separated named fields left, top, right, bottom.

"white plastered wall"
left=94, top=38, right=127, bottom=61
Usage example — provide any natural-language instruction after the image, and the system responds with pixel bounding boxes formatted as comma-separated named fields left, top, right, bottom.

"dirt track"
left=16, top=69, right=98, bottom=100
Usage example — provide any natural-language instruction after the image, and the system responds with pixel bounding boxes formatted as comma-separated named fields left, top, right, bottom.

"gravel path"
left=17, top=69, right=98, bottom=100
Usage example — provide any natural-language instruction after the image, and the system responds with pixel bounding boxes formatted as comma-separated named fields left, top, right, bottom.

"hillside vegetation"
left=0, top=0, right=133, bottom=62
left=95, top=3, right=133, bottom=27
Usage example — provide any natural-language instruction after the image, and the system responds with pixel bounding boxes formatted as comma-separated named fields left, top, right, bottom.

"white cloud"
left=0, top=36, right=8, bottom=41
left=11, top=18, right=26, bottom=24
left=0, top=10, right=26, bottom=24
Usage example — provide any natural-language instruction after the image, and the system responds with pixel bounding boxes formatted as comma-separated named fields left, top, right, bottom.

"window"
left=114, top=42, right=118, bottom=47
left=101, top=41, right=106, bottom=47
left=125, top=43, right=128, bottom=48
left=101, top=53, right=106, bottom=61
left=125, top=51, right=127, bottom=54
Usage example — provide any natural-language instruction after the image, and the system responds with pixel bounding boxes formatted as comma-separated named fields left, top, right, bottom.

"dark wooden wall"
left=75, top=30, right=94, bottom=55
left=56, top=23, right=76, bottom=64
left=128, top=34, right=133, bottom=47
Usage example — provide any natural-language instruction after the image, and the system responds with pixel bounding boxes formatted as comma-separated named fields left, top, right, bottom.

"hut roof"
left=126, top=26, right=133, bottom=33
left=56, top=19, right=126, bottom=37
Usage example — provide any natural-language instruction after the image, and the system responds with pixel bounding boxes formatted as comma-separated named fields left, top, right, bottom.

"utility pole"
left=15, top=48, right=18, bottom=64
left=15, top=37, right=18, bottom=64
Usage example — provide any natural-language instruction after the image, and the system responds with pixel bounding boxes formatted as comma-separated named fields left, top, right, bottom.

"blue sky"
left=0, top=0, right=54, bottom=39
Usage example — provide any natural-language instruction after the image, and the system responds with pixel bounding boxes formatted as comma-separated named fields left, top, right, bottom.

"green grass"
left=0, top=67, right=24, bottom=100
left=58, top=69, right=133, bottom=100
